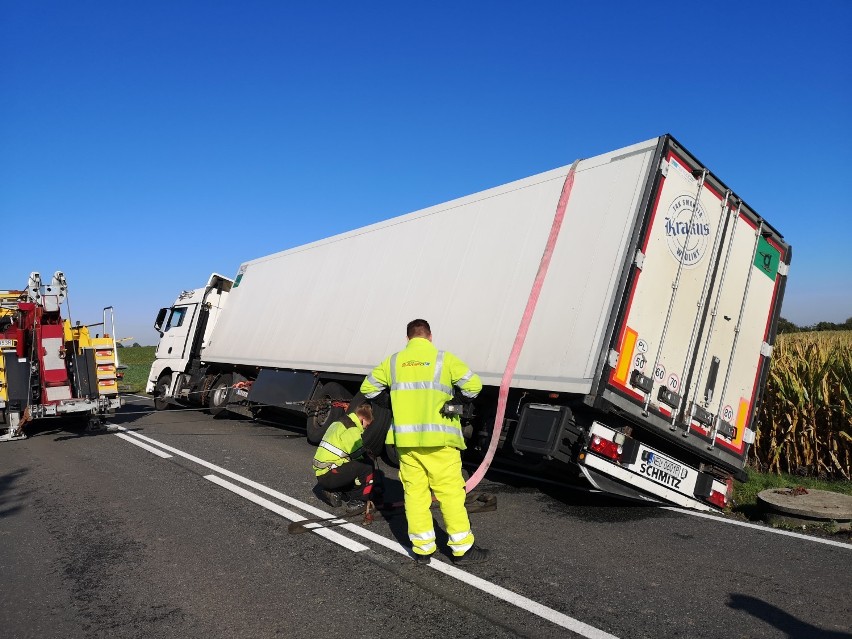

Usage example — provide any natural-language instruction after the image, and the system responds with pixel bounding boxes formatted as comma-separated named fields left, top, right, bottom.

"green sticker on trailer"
left=233, top=265, right=247, bottom=287
left=754, top=236, right=780, bottom=280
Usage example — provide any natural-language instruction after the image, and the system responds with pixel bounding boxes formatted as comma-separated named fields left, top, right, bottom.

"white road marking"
left=206, top=475, right=368, bottom=552
left=124, top=393, right=154, bottom=402
left=662, top=507, right=852, bottom=550
left=114, top=424, right=850, bottom=552
left=114, top=432, right=172, bottom=458
left=425, top=558, right=619, bottom=639
left=114, top=425, right=620, bottom=639
left=114, top=426, right=354, bottom=520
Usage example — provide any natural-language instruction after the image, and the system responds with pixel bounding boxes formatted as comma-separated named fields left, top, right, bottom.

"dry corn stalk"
left=752, top=331, right=851, bottom=479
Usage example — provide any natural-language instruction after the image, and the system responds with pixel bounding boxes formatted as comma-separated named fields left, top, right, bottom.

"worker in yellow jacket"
left=313, top=403, right=379, bottom=515
left=360, top=319, right=489, bottom=565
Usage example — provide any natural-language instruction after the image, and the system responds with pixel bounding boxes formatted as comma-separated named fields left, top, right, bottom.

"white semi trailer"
left=147, top=134, right=790, bottom=511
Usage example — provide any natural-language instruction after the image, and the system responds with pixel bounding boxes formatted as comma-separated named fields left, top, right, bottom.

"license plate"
left=639, top=450, right=689, bottom=489
left=0, top=338, right=16, bottom=348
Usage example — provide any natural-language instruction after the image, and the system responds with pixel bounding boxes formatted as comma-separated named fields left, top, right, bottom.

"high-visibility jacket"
left=360, top=337, right=482, bottom=450
left=312, top=412, right=365, bottom=476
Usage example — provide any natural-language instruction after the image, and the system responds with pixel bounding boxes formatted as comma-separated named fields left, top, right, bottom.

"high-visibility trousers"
left=397, top=446, right=474, bottom=557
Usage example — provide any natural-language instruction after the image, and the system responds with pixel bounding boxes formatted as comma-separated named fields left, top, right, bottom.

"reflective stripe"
left=364, top=390, right=381, bottom=399
left=389, top=354, right=398, bottom=385
left=434, top=351, right=445, bottom=384
left=409, top=530, right=436, bottom=542
left=448, top=530, right=472, bottom=543
left=391, top=381, right=431, bottom=390
left=448, top=529, right=474, bottom=555
left=457, top=369, right=474, bottom=386
left=460, top=388, right=478, bottom=398
left=364, top=374, right=385, bottom=394
left=394, top=423, right=461, bottom=436
left=409, top=528, right=437, bottom=553
left=312, top=459, right=338, bottom=470
left=391, top=381, right=454, bottom=395
left=319, top=440, right=349, bottom=459
left=451, top=540, right=473, bottom=554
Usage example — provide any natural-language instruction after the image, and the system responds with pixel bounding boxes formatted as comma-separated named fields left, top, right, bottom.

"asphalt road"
left=1, top=396, right=850, bottom=639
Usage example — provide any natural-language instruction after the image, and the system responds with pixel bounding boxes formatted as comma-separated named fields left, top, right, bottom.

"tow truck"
left=0, top=271, right=123, bottom=440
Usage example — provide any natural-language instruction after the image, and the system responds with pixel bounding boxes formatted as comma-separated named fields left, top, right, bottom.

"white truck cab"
left=146, top=274, right=233, bottom=408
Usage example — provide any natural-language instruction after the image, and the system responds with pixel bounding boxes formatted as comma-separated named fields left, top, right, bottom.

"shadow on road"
left=0, top=467, right=29, bottom=519
left=473, top=463, right=671, bottom=523
left=728, top=593, right=852, bottom=639
left=306, top=476, right=412, bottom=549
left=11, top=395, right=155, bottom=443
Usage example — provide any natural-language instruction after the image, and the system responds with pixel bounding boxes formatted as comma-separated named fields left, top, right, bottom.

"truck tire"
left=382, top=443, right=399, bottom=468
left=153, top=373, right=172, bottom=411
left=344, top=392, right=398, bottom=466
left=208, top=374, right=233, bottom=417
left=306, top=381, right=349, bottom=445
left=358, top=398, right=396, bottom=467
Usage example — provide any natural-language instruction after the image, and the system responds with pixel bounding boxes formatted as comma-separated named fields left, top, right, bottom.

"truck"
left=146, top=134, right=791, bottom=512
left=1, top=271, right=124, bottom=440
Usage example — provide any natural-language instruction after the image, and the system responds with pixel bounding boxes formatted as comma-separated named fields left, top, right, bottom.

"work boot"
left=412, top=552, right=433, bottom=565
left=345, top=499, right=367, bottom=515
left=322, top=490, right=343, bottom=508
left=451, top=545, right=490, bottom=566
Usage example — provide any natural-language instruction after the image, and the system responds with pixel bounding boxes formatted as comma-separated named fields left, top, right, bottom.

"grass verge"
left=732, top=467, right=852, bottom=532
left=117, top=345, right=156, bottom=393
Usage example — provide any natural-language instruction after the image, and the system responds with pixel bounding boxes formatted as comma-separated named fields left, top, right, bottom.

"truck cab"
left=147, top=274, right=233, bottom=406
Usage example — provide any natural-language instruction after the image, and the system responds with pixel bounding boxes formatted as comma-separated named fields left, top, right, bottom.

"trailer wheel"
left=153, top=374, right=172, bottom=411
left=306, top=382, right=348, bottom=444
left=209, top=374, right=233, bottom=417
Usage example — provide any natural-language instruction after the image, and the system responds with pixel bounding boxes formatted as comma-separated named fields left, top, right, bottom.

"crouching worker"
left=312, top=403, right=381, bottom=515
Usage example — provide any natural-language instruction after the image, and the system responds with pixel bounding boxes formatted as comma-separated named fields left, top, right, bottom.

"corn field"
left=752, top=331, right=852, bottom=479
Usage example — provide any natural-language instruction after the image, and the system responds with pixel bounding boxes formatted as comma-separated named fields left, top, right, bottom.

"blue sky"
left=2, top=1, right=850, bottom=346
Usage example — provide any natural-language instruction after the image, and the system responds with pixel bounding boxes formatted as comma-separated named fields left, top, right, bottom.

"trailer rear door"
left=604, top=138, right=789, bottom=469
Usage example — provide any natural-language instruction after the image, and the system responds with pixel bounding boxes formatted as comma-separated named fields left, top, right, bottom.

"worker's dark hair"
left=407, top=318, right=431, bottom=339
left=355, top=403, right=373, bottom=425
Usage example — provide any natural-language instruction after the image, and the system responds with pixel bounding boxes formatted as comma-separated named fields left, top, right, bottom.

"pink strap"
left=465, top=160, right=580, bottom=492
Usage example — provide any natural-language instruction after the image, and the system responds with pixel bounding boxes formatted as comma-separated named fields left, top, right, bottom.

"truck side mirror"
left=154, top=308, right=168, bottom=332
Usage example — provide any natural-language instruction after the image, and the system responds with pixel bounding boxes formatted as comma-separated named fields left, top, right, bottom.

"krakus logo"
left=663, top=195, right=711, bottom=268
